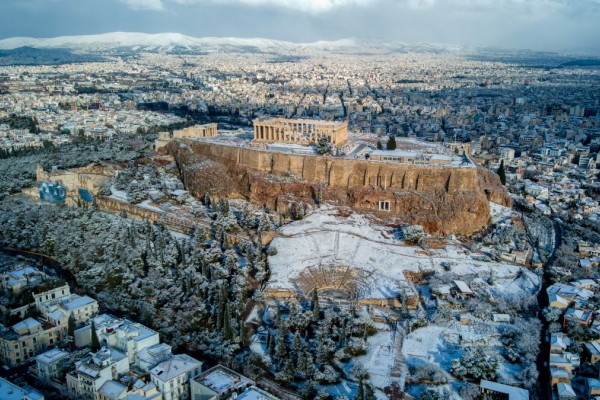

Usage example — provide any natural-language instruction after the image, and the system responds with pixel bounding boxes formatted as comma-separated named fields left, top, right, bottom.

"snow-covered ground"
left=402, top=317, right=524, bottom=395
left=267, top=206, right=540, bottom=301
left=490, top=202, right=513, bottom=225
left=109, top=185, right=128, bottom=202
left=355, top=330, right=398, bottom=389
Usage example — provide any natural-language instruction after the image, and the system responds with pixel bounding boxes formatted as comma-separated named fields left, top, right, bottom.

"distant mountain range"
left=0, top=32, right=472, bottom=54
left=0, top=32, right=598, bottom=64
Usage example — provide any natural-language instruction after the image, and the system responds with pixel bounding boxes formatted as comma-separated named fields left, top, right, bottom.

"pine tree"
left=302, top=380, right=316, bottom=400
left=316, top=136, right=332, bottom=155
left=497, top=159, right=507, bottom=185
left=90, top=320, right=100, bottom=352
left=312, top=290, right=320, bottom=321
left=386, top=135, right=397, bottom=150
left=376, top=140, right=382, bottom=150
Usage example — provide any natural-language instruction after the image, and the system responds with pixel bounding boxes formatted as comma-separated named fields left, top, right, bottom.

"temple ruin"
left=253, top=118, right=348, bottom=146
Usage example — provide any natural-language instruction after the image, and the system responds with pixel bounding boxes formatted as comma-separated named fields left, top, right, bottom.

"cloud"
left=119, top=0, right=165, bottom=11
left=117, top=0, right=600, bottom=15
left=120, top=0, right=379, bottom=13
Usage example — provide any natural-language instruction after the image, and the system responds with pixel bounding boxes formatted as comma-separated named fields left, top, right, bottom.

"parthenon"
left=173, top=123, right=218, bottom=139
left=253, top=118, right=348, bottom=146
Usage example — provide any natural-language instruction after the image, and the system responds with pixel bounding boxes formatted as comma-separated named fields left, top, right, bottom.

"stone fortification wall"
left=36, top=164, right=115, bottom=194
left=168, top=140, right=511, bottom=235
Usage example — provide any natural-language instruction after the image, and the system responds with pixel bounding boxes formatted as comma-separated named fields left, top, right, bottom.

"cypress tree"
left=312, top=290, right=320, bottom=321
left=217, top=285, right=227, bottom=329
left=223, top=303, right=233, bottom=340
left=67, top=314, right=76, bottom=349
left=497, top=159, right=507, bottom=185
left=357, top=379, right=365, bottom=400
left=267, top=333, right=275, bottom=356
left=239, top=318, right=246, bottom=345
left=90, top=320, right=100, bottom=352
left=293, top=332, right=302, bottom=353
left=296, top=203, right=305, bottom=220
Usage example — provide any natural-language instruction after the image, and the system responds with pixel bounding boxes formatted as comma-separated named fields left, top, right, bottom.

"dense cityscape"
left=0, top=2, right=599, bottom=400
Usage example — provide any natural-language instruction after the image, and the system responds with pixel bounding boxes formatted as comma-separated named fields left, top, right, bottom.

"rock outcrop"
left=168, top=140, right=511, bottom=235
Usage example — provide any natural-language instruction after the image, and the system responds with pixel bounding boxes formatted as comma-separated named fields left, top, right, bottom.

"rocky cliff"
left=167, top=140, right=511, bottom=235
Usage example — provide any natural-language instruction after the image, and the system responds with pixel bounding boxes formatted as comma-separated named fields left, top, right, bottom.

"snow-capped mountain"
left=0, top=32, right=468, bottom=54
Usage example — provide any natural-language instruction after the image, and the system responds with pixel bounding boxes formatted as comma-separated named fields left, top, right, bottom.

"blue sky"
left=1, top=0, right=599, bottom=53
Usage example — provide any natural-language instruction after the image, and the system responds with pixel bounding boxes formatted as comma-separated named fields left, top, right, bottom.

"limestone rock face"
left=476, top=166, right=513, bottom=208
left=168, top=140, right=510, bottom=235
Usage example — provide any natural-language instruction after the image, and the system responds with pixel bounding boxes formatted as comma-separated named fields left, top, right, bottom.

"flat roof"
left=237, top=387, right=280, bottom=400
left=480, top=380, right=529, bottom=400
left=62, top=295, right=96, bottom=311
left=36, top=348, right=69, bottom=364
left=454, top=280, right=474, bottom=294
left=194, top=365, right=252, bottom=393
left=13, top=317, right=41, bottom=332
left=99, top=380, right=127, bottom=398
left=151, top=354, right=201, bottom=382
left=0, top=378, right=44, bottom=400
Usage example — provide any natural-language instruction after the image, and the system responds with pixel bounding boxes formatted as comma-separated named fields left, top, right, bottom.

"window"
left=378, top=201, right=391, bottom=211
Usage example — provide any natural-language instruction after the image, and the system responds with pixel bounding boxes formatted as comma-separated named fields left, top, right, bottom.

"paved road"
left=535, top=219, right=562, bottom=400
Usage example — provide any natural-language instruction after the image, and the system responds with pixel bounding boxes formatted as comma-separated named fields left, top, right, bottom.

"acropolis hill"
left=166, top=136, right=511, bottom=235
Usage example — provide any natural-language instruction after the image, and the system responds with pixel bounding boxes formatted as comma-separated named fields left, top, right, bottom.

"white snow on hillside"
left=0, top=32, right=474, bottom=55
left=267, top=206, right=539, bottom=300
left=489, top=201, right=514, bottom=225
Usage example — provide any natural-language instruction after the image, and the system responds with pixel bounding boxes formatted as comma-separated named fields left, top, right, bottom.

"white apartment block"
left=39, top=294, right=99, bottom=325
left=35, top=347, right=70, bottom=383
left=0, top=317, right=67, bottom=366
left=151, top=354, right=202, bottom=400
left=66, top=347, right=129, bottom=399
left=93, top=314, right=160, bottom=364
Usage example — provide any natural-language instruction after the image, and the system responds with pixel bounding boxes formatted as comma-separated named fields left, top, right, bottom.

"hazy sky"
left=1, top=0, right=599, bottom=52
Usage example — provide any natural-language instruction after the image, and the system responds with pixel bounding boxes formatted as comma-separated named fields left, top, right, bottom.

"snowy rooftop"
left=2, top=266, right=43, bottom=280
left=36, top=347, right=69, bottom=365
left=61, top=294, right=97, bottom=311
left=237, top=387, right=280, bottom=400
left=93, top=314, right=159, bottom=343
left=194, top=365, right=252, bottom=394
left=480, top=380, right=529, bottom=400
left=99, top=380, right=127, bottom=399
left=12, top=317, right=41, bottom=333
left=0, top=378, right=44, bottom=400
left=150, top=354, right=201, bottom=382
